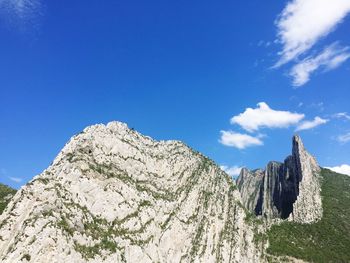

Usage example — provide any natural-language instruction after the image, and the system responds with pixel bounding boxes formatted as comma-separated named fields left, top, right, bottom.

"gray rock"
left=0, top=121, right=261, bottom=263
left=236, top=168, right=264, bottom=215
left=237, top=135, right=322, bottom=223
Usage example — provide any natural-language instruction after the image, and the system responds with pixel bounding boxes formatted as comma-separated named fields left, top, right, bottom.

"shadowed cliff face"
left=237, top=135, right=322, bottom=223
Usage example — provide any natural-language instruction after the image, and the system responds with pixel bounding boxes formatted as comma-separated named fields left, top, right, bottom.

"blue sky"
left=0, top=0, right=350, bottom=188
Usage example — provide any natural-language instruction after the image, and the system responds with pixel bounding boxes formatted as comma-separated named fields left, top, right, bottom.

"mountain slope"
left=0, top=122, right=260, bottom=263
left=0, top=184, right=16, bottom=215
left=267, top=169, right=350, bottom=262
left=237, top=135, right=322, bottom=223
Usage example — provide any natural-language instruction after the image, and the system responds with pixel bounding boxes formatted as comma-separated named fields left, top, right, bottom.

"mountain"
left=237, top=136, right=350, bottom=263
left=267, top=168, right=350, bottom=262
left=237, top=135, right=322, bottom=223
left=0, top=122, right=260, bottom=262
left=0, top=184, right=16, bottom=215
left=1, top=122, right=349, bottom=263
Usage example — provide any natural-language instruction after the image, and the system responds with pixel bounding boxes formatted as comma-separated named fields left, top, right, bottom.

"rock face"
left=0, top=122, right=260, bottom=263
left=236, top=169, right=264, bottom=215
left=237, top=135, right=322, bottom=223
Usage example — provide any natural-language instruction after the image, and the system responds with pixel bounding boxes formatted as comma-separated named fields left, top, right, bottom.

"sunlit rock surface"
left=0, top=121, right=261, bottom=263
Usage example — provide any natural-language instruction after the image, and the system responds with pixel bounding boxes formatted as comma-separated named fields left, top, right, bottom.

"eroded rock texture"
left=0, top=122, right=260, bottom=263
left=237, top=135, right=322, bottom=223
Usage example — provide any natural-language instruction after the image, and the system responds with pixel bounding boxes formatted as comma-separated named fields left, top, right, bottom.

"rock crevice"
left=237, top=135, right=322, bottom=223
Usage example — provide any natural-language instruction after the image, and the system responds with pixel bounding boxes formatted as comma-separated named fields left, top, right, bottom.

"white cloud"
left=275, top=0, right=350, bottom=66
left=8, top=176, right=23, bottom=183
left=337, top=132, right=350, bottom=143
left=334, top=112, right=350, bottom=120
left=295, top=116, right=328, bottom=131
left=230, top=102, right=304, bottom=132
left=220, top=165, right=243, bottom=177
left=326, top=164, right=350, bottom=176
left=290, top=43, right=350, bottom=86
left=219, top=131, right=263, bottom=149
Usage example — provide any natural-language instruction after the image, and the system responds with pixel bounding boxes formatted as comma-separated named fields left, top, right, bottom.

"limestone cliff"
left=236, top=168, right=264, bottom=215
left=0, top=122, right=260, bottom=263
left=237, top=135, right=322, bottom=223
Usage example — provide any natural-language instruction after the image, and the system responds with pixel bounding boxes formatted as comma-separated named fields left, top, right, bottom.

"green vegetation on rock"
left=267, top=169, right=350, bottom=262
left=0, top=183, right=16, bottom=215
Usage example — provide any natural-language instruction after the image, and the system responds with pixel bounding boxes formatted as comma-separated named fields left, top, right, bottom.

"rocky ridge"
left=237, top=135, right=322, bottom=223
left=0, top=122, right=261, bottom=263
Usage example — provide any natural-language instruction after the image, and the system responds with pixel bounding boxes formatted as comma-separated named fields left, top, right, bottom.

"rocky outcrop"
left=288, top=136, right=322, bottom=223
left=0, top=122, right=261, bottom=263
left=236, top=168, right=264, bottom=215
left=237, top=135, right=322, bottom=223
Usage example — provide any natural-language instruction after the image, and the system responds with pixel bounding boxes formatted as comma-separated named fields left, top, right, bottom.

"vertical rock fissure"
left=237, top=135, right=322, bottom=223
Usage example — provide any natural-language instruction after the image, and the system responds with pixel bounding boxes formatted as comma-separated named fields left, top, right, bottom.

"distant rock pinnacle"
left=237, top=135, right=322, bottom=223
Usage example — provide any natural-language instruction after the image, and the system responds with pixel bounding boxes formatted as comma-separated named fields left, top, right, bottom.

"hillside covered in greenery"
left=267, top=169, right=350, bottom=262
left=0, top=183, right=16, bottom=215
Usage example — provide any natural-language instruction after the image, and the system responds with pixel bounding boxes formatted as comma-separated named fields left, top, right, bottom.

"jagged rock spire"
left=237, top=135, right=322, bottom=223
left=292, top=134, right=305, bottom=158
left=288, top=135, right=322, bottom=223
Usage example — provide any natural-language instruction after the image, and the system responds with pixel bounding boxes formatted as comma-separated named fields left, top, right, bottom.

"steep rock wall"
left=237, top=135, right=322, bottom=223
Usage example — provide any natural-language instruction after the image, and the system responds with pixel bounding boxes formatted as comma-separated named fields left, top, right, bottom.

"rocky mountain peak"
left=292, top=134, right=303, bottom=152
left=0, top=121, right=260, bottom=263
left=237, top=135, right=322, bottom=223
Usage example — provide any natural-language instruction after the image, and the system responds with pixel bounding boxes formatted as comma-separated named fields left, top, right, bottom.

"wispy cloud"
left=274, top=0, right=350, bottom=86
left=290, top=43, right=350, bottom=86
left=275, top=0, right=350, bottom=66
left=326, top=164, right=350, bottom=176
left=0, top=0, right=42, bottom=30
left=1, top=168, right=23, bottom=184
left=295, top=116, right=328, bottom=131
left=333, top=112, right=350, bottom=120
left=8, top=176, right=23, bottom=183
left=308, top=102, right=325, bottom=112
left=220, top=165, right=243, bottom=177
left=231, top=102, right=304, bottom=132
left=219, top=131, right=263, bottom=149
left=336, top=132, right=350, bottom=143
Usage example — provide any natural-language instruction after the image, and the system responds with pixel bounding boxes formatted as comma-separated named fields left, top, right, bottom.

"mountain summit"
left=0, top=122, right=259, bottom=262
left=237, top=135, right=322, bottom=223
left=1, top=123, right=349, bottom=263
